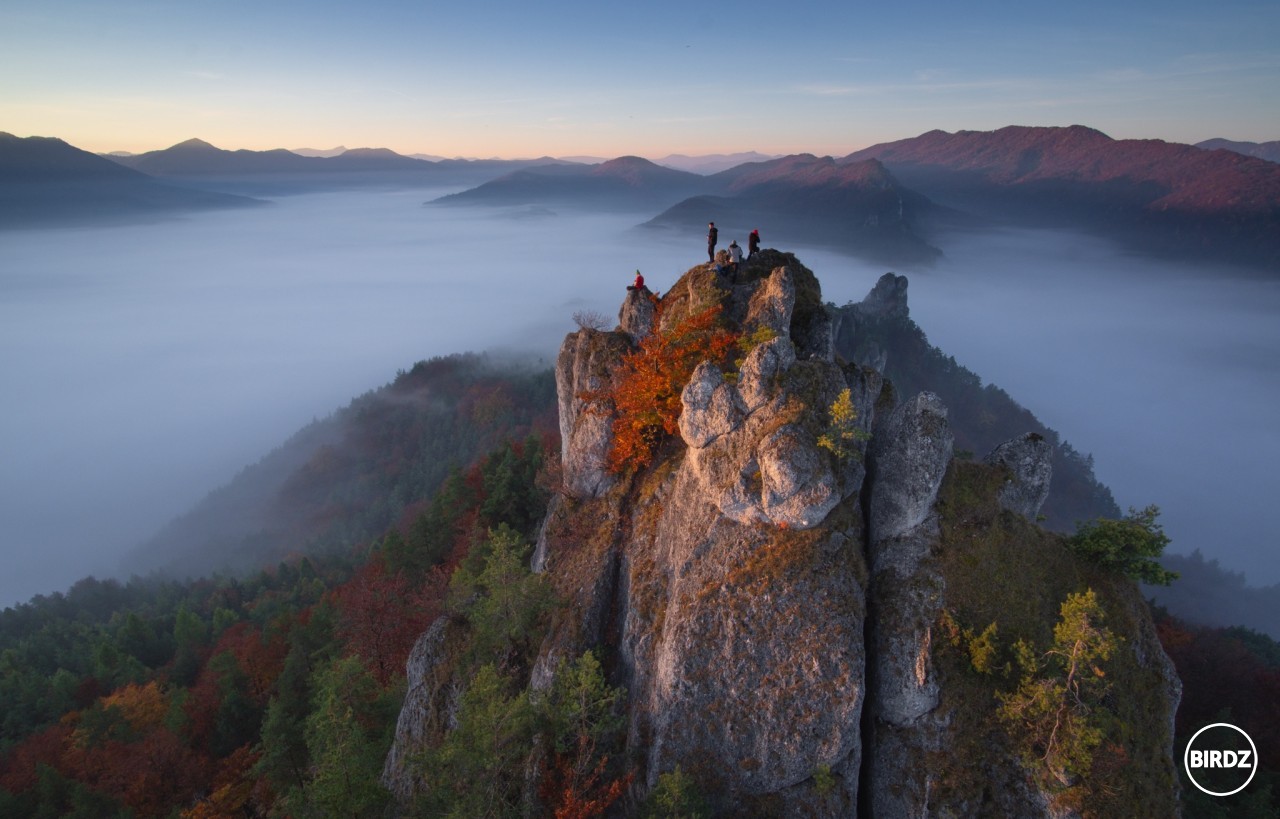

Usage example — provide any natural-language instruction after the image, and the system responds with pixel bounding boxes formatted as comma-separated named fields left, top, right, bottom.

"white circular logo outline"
left=1183, top=722, right=1259, bottom=797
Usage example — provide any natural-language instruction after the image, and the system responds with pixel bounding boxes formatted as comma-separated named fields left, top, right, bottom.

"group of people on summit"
left=627, top=221, right=762, bottom=295
left=707, top=221, right=760, bottom=276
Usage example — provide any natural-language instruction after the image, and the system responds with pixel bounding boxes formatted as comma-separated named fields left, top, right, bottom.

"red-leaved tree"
left=584, top=302, right=738, bottom=473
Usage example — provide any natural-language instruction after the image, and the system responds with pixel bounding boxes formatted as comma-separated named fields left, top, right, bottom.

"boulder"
left=618, top=286, right=656, bottom=342
left=985, top=432, right=1054, bottom=519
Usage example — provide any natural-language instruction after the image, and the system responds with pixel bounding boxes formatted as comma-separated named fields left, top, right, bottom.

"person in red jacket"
left=748, top=228, right=760, bottom=259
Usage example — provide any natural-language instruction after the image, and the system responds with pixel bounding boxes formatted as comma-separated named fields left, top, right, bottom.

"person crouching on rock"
left=628, top=271, right=645, bottom=291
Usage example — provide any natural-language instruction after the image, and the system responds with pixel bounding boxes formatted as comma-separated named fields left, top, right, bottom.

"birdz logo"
left=1184, top=723, right=1258, bottom=797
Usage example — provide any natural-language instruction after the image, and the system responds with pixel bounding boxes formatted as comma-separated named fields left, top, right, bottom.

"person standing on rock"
left=748, top=228, right=760, bottom=259
left=707, top=221, right=718, bottom=263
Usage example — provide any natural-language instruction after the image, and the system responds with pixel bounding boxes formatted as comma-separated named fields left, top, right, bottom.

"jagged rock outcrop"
left=985, top=432, right=1054, bottom=519
left=675, top=265, right=869, bottom=530
left=535, top=255, right=875, bottom=810
left=382, top=617, right=467, bottom=801
left=555, top=329, right=631, bottom=498
left=831, top=272, right=908, bottom=372
left=618, top=286, right=656, bottom=342
left=863, top=391, right=955, bottom=817
left=386, top=254, right=1182, bottom=817
left=869, top=391, right=953, bottom=544
left=858, top=271, right=910, bottom=320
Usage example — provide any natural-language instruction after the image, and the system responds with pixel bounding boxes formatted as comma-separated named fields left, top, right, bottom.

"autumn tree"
left=331, top=561, right=444, bottom=686
left=585, top=303, right=739, bottom=473
left=816, top=387, right=870, bottom=462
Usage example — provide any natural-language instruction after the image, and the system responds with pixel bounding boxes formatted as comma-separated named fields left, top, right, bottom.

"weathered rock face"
left=869, top=391, right=953, bottom=545
left=621, top=467, right=868, bottom=808
left=860, top=272, right=910, bottom=320
left=382, top=617, right=467, bottom=802
left=618, top=286, right=656, bottom=343
left=830, top=271, right=908, bottom=373
left=535, top=258, right=875, bottom=809
left=675, top=265, right=871, bottom=530
left=554, top=328, right=631, bottom=499
left=985, top=432, right=1054, bottom=519
left=862, top=390, right=955, bottom=818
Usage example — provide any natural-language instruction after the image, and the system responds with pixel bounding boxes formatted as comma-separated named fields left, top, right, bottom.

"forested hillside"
left=129, top=353, right=557, bottom=580
left=0, top=433, right=554, bottom=817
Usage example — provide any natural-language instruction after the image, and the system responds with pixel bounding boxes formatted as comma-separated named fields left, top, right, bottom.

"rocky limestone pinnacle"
left=861, top=272, right=910, bottom=320
left=985, top=432, right=1054, bottom=519
left=384, top=255, right=1182, bottom=818
left=618, top=286, right=656, bottom=343
left=868, top=390, right=954, bottom=549
left=554, top=329, right=630, bottom=498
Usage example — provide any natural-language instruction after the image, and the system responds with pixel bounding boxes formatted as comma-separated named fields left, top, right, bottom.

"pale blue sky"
left=2, top=0, right=1277, bottom=157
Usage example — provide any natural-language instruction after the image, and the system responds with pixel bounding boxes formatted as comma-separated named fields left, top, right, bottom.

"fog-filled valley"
left=2, top=185, right=1278, bottom=612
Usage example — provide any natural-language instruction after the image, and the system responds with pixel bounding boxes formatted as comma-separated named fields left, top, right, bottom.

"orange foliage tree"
left=585, top=302, right=738, bottom=473
left=330, top=560, right=447, bottom=686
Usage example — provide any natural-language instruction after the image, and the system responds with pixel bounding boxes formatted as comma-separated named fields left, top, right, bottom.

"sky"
left=2, top=0, right=1278, bottom=158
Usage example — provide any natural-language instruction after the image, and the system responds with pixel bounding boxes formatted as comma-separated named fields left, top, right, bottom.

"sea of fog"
left=2, top=189, right=1277, bottom=607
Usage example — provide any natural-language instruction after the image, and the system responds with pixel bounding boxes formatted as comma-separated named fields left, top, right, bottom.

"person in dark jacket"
left=748, top=228, right=760, bottom=259
left=707, top=222, right=718, bottom=263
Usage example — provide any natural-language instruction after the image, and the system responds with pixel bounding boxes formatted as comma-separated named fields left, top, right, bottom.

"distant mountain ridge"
left=431, top=125, right=1280, bottom=271
left=290, top=145, right=349, bottom=157
left=845, top=125, right=1280, bottom=211
left=11, top=127, right=1280, bottom=270
left=102, top=138, right=575, bottom=193
left=1196, top=138, right=1280, bottom=164
left=646, top=154, right=943, bottom=265
left=110, top=138, right=434, bottom=176
left=653, top=150, right=779, bottom=174
left=0, top=132, right=260, bottom=227
left=430, top=155, right=706, bottom=211
left=843, top=125, right=1280, bottom=269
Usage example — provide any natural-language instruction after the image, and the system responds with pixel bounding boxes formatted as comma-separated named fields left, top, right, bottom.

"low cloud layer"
left=1, top=191, right=1276, bottom=606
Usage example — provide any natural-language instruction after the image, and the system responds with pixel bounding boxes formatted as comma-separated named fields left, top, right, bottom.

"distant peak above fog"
left=652, top=151, right=781, bottom=174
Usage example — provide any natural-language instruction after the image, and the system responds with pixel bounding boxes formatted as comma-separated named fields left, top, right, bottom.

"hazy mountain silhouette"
left=430, top=155, right=706, bottom=211
left=290, top=145, right=349, bottom=158
left=0, top=132, right=260, bottom=227
left=110, top=138, right=431, bottom=175
left=647, top=154, right=943, bottom=265
left=1196, top=138, right=1280, bottom=164
left=843, top=125, right=1280, bottom=270
left=106, top=139, right=571, bottom=193
left=654, top=150, right=779, bottom=174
